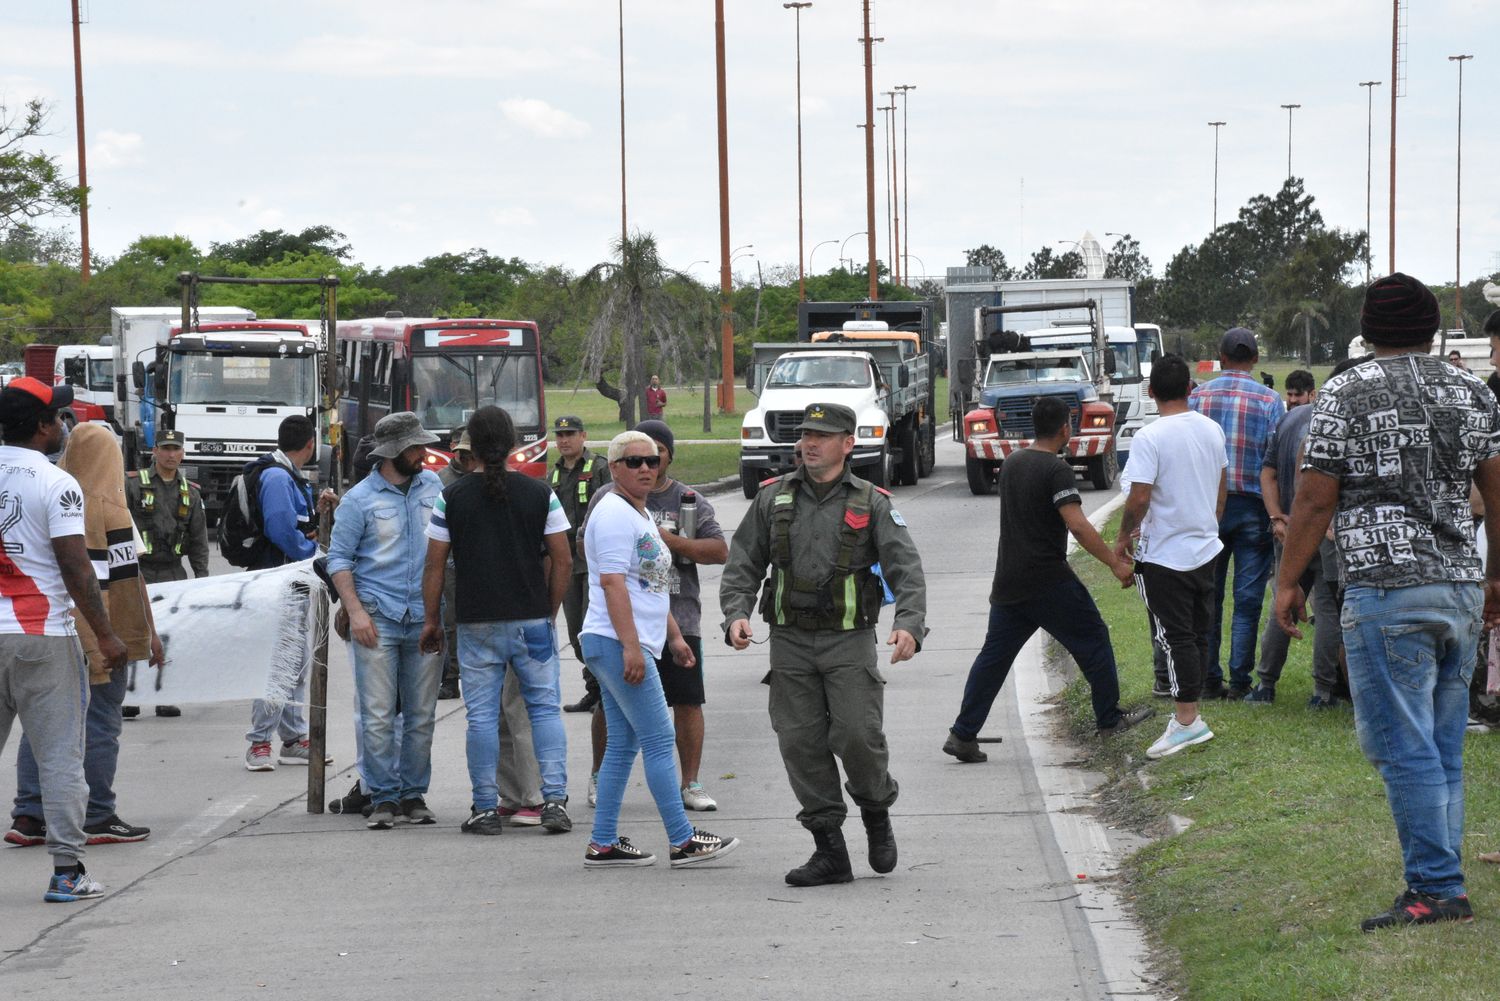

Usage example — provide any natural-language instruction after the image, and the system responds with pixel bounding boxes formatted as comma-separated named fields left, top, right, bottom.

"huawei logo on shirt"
left=59, top=490, right=83, bottom=514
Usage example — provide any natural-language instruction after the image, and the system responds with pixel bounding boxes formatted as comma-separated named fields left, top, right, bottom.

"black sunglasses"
left=614, top=454, right=661, bottom=469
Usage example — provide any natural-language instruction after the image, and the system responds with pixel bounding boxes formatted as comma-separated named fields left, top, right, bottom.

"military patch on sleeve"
left=890, top=509, right=907, bottom=527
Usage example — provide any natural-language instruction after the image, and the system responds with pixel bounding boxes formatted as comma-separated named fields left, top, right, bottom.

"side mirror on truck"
left=132, top=361, right=145, bottom=391
left=898, top=366, right=910, bottom=388
left=745, top=368, right=756, bottom=393
left=1104, top=352, right=1118, bottom=376
left=957, top=359, right=975, bottom=385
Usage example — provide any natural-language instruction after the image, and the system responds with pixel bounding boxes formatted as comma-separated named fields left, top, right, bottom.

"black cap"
left=0, top=377, right=74, bottom=427
left=794, top=402, right=857, bottom=434
left=553, top=415, right=585, bottom=432
left=156, top=429, right=186, bottom=447
left=1219, top=327, right=1258, bottom=362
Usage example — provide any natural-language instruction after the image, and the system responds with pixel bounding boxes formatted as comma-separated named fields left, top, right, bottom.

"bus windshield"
left=412, top=352, right=541, bottom=430
left=169, top=352, right=318, bottom=407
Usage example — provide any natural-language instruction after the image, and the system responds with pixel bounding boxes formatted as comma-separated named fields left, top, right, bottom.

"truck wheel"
left=965, top=453, right=998, bottom=495
left=867, top=447, right=894, bottom=488
left=896, top=425, right=920, bottom=485
left=740, top=464, right=760, bottom=500
left=1088, top=449, right=1119, bottom=491
left=918, top=413, right=937, bottom=477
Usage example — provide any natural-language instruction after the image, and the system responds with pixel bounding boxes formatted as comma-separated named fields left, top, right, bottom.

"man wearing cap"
left=550, top=415, right=611, bottom=714
left=1278, top=274, right=1500, bottom=930
left=122, top=429, right=207, bottom=719
left=1190, top=327, right=1285, bottom=699
left=327, top=412, right=445, bottom=829
left=721, top=402, right=927, bottom=886
left=0, top=377, right=127, bottom=901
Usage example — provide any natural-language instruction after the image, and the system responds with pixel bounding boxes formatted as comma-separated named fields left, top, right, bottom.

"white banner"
left=125, top=560, right=324, bottom=706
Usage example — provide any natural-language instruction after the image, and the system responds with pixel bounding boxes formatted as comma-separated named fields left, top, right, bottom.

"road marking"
left=148, top=793, right=258, bottom=859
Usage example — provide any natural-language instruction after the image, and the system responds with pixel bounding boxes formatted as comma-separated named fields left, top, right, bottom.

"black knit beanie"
left=1361, top=273, right=1441, bottom=346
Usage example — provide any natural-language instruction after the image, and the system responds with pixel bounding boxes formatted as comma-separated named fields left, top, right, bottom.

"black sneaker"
left=366, top=802, right=400, bottom=831
left=540, top=800, right=572, bottom=834
left=327, top=780, right=372, bottom=816
left=121, top=705, right=141, bottom=719
left=1098, top=706, right=1156, bottom=737
left=437, top=681, right=460, bottom=700
left=1199, top=682, right=1228, bottom=701
left=154, top=705, right=182, bottom=717
left=564, top=691, right=600, bottom=714
left=1360, top=890, right=1474, bottom=932
left=669, top=829, right=741, bottom=868
left=1307, top=694, right=1341, bottom=710
left=942, top=731, right=988, bottom=763
left=585, top=836, right=655, bottom=867
left=461, top=808, right=505, bottom=836
left=4, top=815, right=46, bottom=847
left=1226, top=685, right=1252, bottom=701
left=83, top=814, right=150, bottom=844
left=1243, top=686, right=1276, bottom=704
left=400, top=797, right=436, bottom=825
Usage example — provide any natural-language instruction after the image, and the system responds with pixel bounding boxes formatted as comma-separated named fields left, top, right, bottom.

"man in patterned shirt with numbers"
left=1276, top=273, right=1500, bottom=932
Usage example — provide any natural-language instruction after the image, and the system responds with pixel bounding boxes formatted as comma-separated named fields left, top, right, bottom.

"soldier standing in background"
left=550, top=415, right=611, bottom=714
left=122, top=429, right=207, bottom=719
left=437, top=426, right=474, bottom=701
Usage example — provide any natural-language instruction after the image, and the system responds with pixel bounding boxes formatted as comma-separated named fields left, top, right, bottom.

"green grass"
left=545, top=384, right=747, bottom=441
left=1060, top=515, right=1500, bottom=1001
left=662, top=441, right=740, bottom=487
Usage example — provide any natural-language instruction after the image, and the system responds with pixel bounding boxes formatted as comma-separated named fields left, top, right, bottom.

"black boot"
left=785, top=828, right=854, bottom=887
left=861, top=808, right=897, bottom=874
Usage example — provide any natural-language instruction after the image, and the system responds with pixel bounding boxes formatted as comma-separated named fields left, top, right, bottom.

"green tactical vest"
left=759, top=475, right=884, bottom=631
left=135, top=467, right=191, bottom=557
left=551, top=455, right=596, bottom=505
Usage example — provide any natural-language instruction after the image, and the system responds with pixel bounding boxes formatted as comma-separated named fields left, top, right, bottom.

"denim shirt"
left=326, top=465, right=442, bottom=623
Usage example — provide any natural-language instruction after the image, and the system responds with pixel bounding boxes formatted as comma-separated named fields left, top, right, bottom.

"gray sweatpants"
left=0, top=634, right=90, bottom=864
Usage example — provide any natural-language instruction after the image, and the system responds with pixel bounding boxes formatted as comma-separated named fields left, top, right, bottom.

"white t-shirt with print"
left=0, top=445, right=86, bottom=636
left=1123, top=411, right=1227, bottom=572
left=581, top=490, right=673, bottom=657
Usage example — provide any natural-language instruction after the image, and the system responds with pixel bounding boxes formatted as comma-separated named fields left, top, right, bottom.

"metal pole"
left=1360, top=82, right=1380, bottom=282
left=861, top=1, right=879, bottom=300
left=307, top=275, right=339, bottom=814
left=1208, top=121, right=1225, bottom=230
left=70, top=0, right=90, bottom=282
left=895, top=84, right=914, bottom=284
left=1280, top=104, right=1300, bottom=179
left=883, top=90, right=900, bottom=285
left=1450, top=55, right=1472, bottom=331
left=619, top=0, right=628, bottom=256
left=879, top=104, right=894, bottom=282
left=1389, top=0, right=1399, bottom=273
left=785, top=4, right=811, bottom=302
left=715, top=0, right=735, bottom=411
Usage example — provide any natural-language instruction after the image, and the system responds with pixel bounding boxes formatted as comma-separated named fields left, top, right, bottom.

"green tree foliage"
left=368, top=249, right=531, bottom=318
left=207, top=225, right=352, bottom=265
left=962, top=244, right=1015, bottom=279
left=196, top=252, right=388, bottom=321
left=1, top=99, right=83, bottom=233
left=1020, top=245, right=1084, bottom=280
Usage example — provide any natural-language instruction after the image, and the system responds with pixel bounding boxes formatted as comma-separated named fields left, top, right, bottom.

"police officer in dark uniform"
left=721, top=402, right=927, bottom=886
left=549, top=415, right=612, bottom=713
left=123, top=429, right=208, bottom=718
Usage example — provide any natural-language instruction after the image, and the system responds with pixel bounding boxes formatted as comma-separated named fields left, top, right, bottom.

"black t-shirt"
left=440, top=471, right=556, bottom=623
left=989, top=447, right=1082, bottom=604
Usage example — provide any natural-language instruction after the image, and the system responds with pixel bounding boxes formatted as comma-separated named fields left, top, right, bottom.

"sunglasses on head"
left=615, top=454, right=661, bottom=469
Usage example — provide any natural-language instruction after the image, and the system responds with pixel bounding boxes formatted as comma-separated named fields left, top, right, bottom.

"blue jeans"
left=350, top=612, right=442, bottom=806
left=1207, top=493, right=1273, bottom=690
left=14, top=664, right=125, bottom=827
left=581, top=633, right=693, bottom=848
left=457, top=619, right=567, bottom=809
left=1342, top=582, right=1481, bottom=898
left=952, top=577, right=1123, bottom=735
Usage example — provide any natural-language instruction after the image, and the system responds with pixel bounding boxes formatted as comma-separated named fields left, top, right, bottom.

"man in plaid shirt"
left=1190, top=328, right=1284, bottom=699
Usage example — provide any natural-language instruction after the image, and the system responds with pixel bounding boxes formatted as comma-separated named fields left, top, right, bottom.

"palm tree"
left=577, top=231, right=717, bottom=427
left=1289, top=298, right=1330, bottom=364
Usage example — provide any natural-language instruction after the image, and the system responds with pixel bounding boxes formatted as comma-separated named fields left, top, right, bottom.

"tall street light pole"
left=1208, top=121, right=1226, bottom=230
left=859, top=1, right=881, bottom=300
left=784, top=3, right=812, bottom=302
left=1389, top=0, right=1402, bottom=273
left=1280, top=103, right=1300, bottom=180
left=714, top=0, right=735, bottom=412
left=879, top=104, right=894, bottom=281
left=1359, top=81, right=1381, bottom=283
left=70, top=0, right=90, bottom=282
left=1450, top=54, right=1473, bottom=331
left=618, top=0, right=628, bottom=256
left=808, top=238, right=837, bottom=275
left=894, top=83, right=915, bottom=285
left=882, top=89, right=900, bottom=285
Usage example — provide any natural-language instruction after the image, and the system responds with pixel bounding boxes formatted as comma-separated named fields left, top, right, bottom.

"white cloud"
left=499, top=98, right=590, bottom=140
left=492, top=206, right=537, bottom=228
left=90, top=130, right=144, bottom=168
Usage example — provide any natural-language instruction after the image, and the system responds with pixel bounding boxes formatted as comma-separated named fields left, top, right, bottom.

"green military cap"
left=794, top=402, right=857, bottom=435
left=156, top=429, right=186, bottom=448
left=554, top=415, right=586, bottom=432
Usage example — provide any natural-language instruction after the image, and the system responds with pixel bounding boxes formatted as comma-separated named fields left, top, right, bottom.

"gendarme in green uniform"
left=548, top=415, right=611, bottom=684
left=720, top=402, right=926, bottom=886
left=125, top=432, right=209, bottom=584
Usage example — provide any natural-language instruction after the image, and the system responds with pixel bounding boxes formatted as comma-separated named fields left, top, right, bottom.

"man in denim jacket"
left=327, top=412, right=444, bottom=830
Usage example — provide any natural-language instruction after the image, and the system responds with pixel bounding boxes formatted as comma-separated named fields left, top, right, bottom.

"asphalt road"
left=0, top=436, right=1153, bottom=1000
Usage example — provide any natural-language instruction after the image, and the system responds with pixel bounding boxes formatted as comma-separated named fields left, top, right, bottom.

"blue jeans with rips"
left=580, top=633, right=694, bottom=849
left=1342, top=582, right=1481, bottom=899
left=1207, top=493, right=1273, bottom=691
left=456, top=619, right=567, bottom=810
left=350, top=611, right=442, bottom=806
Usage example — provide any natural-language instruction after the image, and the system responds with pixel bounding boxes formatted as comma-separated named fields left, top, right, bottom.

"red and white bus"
left=334, top=313, right=548, bottom=478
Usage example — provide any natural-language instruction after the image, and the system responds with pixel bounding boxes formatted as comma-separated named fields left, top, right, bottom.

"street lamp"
left=1208, top=121, right=1226, bottom=230
left=784, top=3, right=812, bottom=302
left=840, top=230, right=867, bottom=271
left=878, top=103, right=895, bottom=281
left=882, top=90, right=901, bottom=283
left=905, top=253, right=926, bottom=278
left=1450, top=55, right=1473, bottom=330
left=808, top=238, right=837, bottom=275
left=1280, top=103, right=1301, bottom=180
left=1359, top=81, right=1381, bottom=283
left=894, top=83, right=915, bottom=285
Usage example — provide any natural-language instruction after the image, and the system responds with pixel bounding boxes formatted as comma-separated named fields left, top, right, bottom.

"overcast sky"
left=4, top=1, right=1497, bottom=297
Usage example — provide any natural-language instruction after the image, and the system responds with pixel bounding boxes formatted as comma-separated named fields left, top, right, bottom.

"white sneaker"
left=587, top=773, right=598, bottom=808
left=681, top=782, right=717, bottom=811
left=1146, top=716, right=1214, bottom=760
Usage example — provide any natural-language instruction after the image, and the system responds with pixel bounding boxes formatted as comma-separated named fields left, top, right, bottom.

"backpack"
left=217, top=454, right=280, bottom=568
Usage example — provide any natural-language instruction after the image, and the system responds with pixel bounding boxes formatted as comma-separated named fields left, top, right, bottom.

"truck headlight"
left=857, top=425, right=885, bottom=439
left=1084, top=414, right=1109, bottom=429
left=741, top=427, right=765, bottom=440
left=966, top=418, right=993, bottom=436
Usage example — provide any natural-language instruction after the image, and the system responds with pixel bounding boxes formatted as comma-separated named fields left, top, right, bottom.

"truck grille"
left=993, top=397, right=1080, bottom=438
left=766, top=411, right=805, bottom=444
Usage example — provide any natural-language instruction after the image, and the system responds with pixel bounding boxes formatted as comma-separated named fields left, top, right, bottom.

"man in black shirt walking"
left=943, top=397, right=1153, bottom=762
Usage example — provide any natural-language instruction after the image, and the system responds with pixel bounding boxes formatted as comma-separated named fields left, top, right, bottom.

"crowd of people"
left=3, top=273, right=1498, bottom=936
